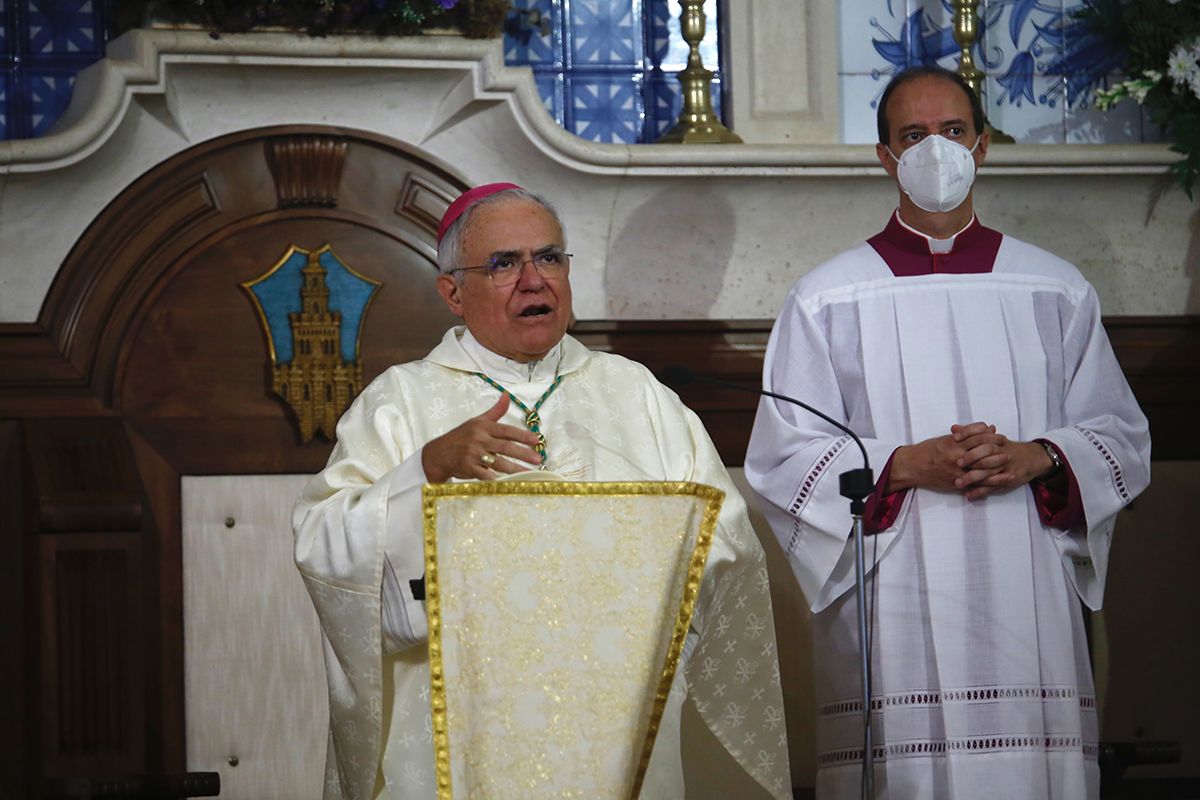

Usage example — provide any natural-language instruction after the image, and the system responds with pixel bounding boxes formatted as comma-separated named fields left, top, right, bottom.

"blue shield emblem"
left=242, top=244, right=382, bottom=442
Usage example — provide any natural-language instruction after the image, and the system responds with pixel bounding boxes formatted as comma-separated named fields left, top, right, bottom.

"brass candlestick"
left=951, top=0, right=1015, bottom=143
left=656, top=0, right=742, bottom=144
left=952, top=0, right=985, bottom=97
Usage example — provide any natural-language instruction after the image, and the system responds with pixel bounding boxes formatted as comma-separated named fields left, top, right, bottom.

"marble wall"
left=0, top=31, right=1195, bottom=328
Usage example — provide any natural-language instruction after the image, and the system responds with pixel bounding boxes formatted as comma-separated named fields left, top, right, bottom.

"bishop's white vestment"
left=294, top=327, right=792, bottom=799
left=745, top=214, right=1150, bottom=799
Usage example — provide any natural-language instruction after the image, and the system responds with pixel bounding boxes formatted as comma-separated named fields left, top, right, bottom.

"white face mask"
left=886, top=134, right=981, bottom=213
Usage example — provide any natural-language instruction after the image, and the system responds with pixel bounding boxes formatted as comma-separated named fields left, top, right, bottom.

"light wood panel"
left=181, top=475, right=326, bottom=799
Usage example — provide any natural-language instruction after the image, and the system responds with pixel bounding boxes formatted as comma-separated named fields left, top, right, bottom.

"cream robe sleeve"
left=294, top=373, right=430, bottom=655
left=640, top=376, right=793, bottom=799
left=292, top=372, right=431, bottom=800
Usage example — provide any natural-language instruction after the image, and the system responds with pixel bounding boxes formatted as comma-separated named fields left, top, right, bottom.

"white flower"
left=1166, top=39, right=1199, bottom=87
left=1094, top=85, right=1127, bottom=111
left=1130, top=83, right=1154, bottom=103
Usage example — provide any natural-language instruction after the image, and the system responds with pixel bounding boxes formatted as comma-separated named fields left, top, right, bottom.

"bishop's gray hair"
left=436, top=187, right=567, bottom=276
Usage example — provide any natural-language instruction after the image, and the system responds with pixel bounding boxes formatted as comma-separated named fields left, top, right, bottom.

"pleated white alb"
left=746, top=235, right=1150, bottom=800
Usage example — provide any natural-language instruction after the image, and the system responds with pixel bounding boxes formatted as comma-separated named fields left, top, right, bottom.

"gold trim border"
left=422, top=480, right=723, bottom=800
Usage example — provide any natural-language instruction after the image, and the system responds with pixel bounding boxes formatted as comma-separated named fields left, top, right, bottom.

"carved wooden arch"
left=0, top=125, right=467, bottom=794
left=19, top=124, right=466, bottom=409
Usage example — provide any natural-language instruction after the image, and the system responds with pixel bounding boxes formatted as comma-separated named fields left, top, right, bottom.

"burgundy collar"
left=867, top=212, right=1003, bottom=277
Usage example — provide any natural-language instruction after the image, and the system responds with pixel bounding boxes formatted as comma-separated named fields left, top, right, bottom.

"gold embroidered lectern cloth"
left=422, top=480, right=720, bottom=800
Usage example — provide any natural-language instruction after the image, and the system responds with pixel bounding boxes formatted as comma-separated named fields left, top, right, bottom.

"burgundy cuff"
left=1031, top=439, right=1085, bottom=530
left=863, top=450, right=908, bottom=535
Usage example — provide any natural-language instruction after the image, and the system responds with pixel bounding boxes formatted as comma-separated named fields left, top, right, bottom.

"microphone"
left=660, top=365, right=873, bottom=497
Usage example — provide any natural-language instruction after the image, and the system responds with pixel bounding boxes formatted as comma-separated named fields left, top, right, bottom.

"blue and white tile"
left=567, top=73, right=644, bottom=144
left=985, top=72, right=1065, bottom=143
left=841, top=72, right=889, bottom=145
left=647, top=72, right=681, bottom=140
left=20, top=68, right=75, bottom=137
left=568, top=0, right=642, bottom=69
left=1051, top=0, right=1124, bottom=109
left=24, top=0, right=102, bottom=58
left=503, top=0, right=559, bottom=67
left=838, top=0, right=897, bottom=75
left=841, top=0, right=962, bottom=79
left=647, top=0, right=675, bottom=68
left=0, top=70, right=9, bottom=141
left=535, top=72, right=565, bottom=126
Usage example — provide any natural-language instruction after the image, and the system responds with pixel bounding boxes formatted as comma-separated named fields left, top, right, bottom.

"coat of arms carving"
left=242, top=244, right=382, bottom=442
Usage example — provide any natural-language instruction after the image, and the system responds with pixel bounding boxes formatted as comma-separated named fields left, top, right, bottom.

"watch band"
left=1039, top=441, right=1063, bottom=480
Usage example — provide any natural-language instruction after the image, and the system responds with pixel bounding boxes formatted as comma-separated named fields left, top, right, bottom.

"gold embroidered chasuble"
left=424, top=480, right=719, bottom=799
left=293, top=328, right=791, bottom=799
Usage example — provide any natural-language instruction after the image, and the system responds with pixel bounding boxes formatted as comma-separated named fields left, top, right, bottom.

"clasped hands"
left=420, top=394, right=543, bottom=483
left=887, top=421, right=1055, bottom=501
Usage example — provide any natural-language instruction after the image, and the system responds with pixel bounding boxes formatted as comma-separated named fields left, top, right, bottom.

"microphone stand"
left=666, top=368, right=877, bottom=798
left=841, top=466, right=876, bottom=800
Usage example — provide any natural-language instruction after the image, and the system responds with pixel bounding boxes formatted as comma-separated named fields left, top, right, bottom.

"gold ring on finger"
left=480, top=453, right=496, bottom=467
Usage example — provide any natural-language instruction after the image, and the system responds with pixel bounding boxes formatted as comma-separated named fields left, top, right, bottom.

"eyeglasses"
left=454, top=250, right=572, bottom=288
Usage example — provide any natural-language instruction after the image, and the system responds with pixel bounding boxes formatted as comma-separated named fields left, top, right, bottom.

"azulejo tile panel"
left=503, top=0, right=559, bottom=67
left=568, top=72, right=643, bottom=144
left=504, top=0, right=727, bottom=145
left=838, top=0, right=1144, bottom=145
left=568, top=0, right=641, bottom=68
left=1, top=0, right=722, bottom=145
left=25, top=0, right=101, bottom=56
left=2, top=0, right=105, bottom=139
left=20, top=67, right=76, bottom=136
left=534, top=73, right=565, bottom=126
left=0, top=70, right=9, bottom=140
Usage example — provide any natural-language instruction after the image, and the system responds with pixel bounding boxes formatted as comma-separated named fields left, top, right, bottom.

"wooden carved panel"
left=20, top=418, right=149, bottom=786
left=24, top=418, right=143, bottom=532
left=39, top=533, right=145, bottom=780
left=0, top=125, right=470, bottom=796
left=0, top=421, right=28, bottom=794
left=265, top=135, right=348, bottom=209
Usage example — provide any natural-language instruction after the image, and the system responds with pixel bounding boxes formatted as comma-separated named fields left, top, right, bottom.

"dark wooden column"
left=22, top=419, right=150, bottom=789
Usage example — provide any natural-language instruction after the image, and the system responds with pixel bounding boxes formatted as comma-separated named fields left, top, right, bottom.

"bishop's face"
left=436, top=199, right=573, bottom=363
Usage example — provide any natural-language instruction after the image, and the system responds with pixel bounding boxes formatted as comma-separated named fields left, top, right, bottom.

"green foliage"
left=109, top=0, right=510, bottom=39
left=1082, top=0, right=1200, bottom=200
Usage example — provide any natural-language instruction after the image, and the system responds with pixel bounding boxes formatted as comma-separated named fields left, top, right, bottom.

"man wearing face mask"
left=746, top=66, right=1150, bottom=798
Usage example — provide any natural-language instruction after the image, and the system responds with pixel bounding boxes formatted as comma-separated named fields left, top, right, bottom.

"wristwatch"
left=1038, top=441, right=1063, bottom=480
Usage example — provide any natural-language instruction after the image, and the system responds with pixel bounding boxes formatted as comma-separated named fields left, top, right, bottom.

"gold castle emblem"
left=242, top=244, right=381, bottom=443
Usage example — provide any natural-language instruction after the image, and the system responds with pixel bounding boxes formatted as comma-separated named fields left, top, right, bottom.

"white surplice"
left=294, top=327, right=792, bottom=799
left=745, top=232, right=1150, bottom=799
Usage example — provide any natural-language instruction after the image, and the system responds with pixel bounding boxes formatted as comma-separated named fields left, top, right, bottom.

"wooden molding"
left=39, top=532, right=145, bottom=779
left=265, top=135, right=348, bottom=208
